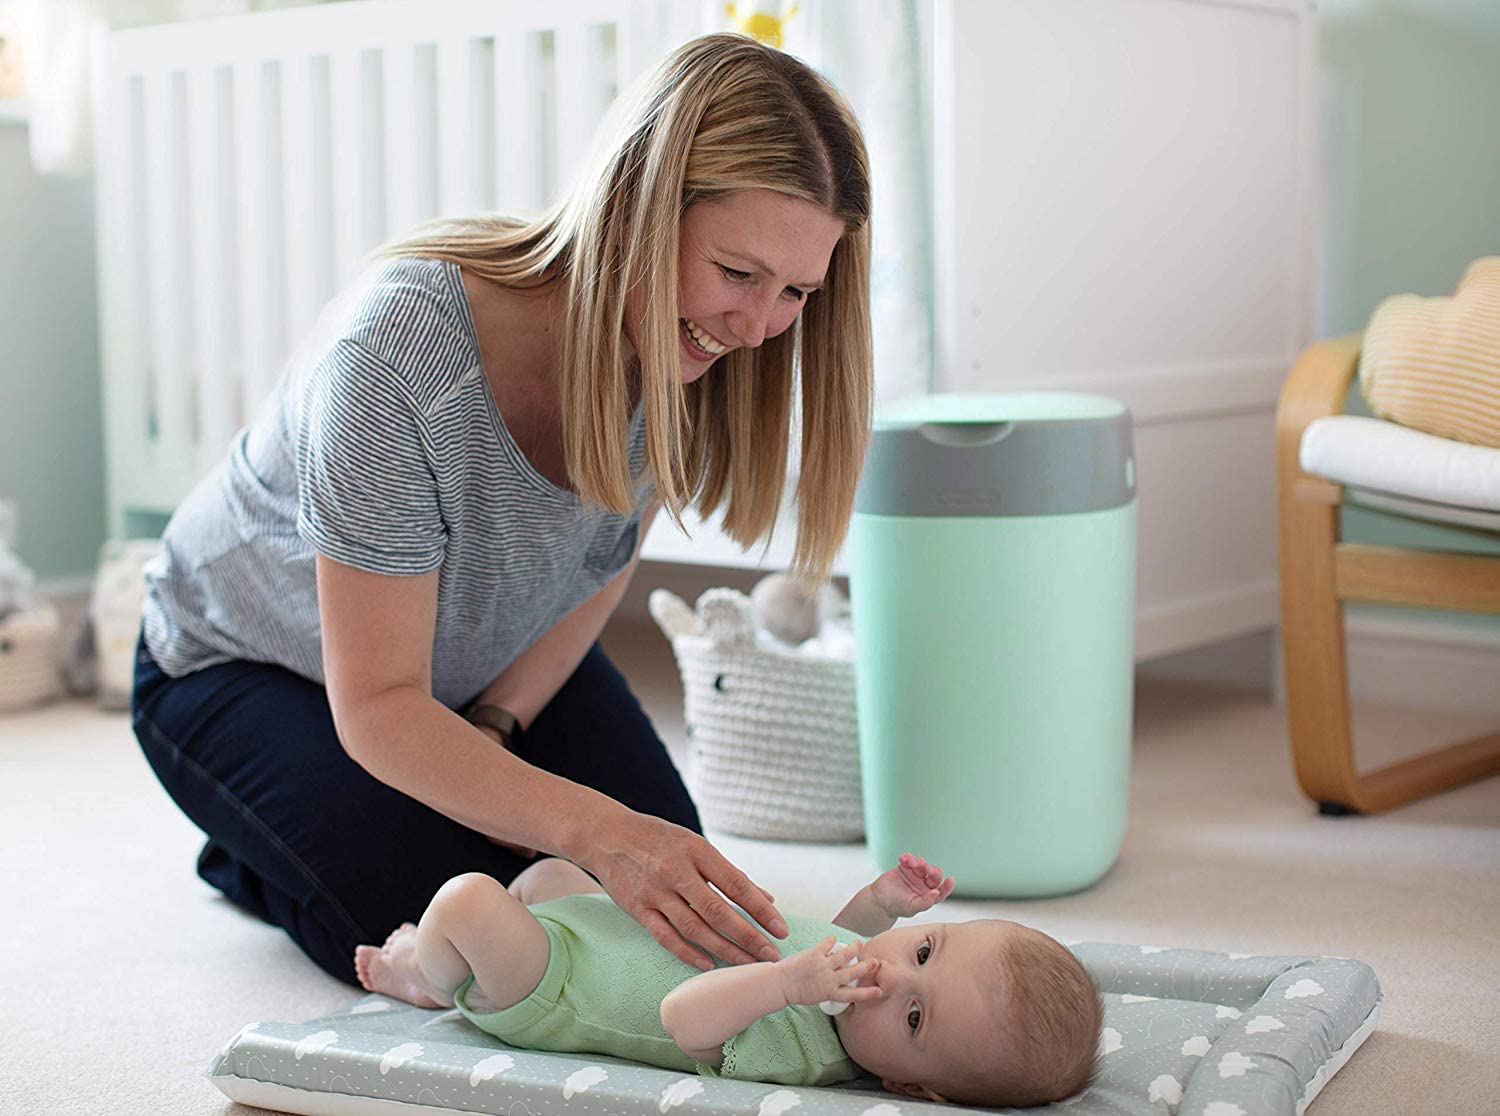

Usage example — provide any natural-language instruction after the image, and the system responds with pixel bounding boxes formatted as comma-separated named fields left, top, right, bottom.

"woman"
left=131, top=31, right=872, bottom=985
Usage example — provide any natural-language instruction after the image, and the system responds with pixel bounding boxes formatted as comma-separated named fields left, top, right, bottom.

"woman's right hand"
left=577, top=808, right=789, bottom=971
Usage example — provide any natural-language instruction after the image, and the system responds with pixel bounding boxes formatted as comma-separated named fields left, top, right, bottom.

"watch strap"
left=463, top=702, right=521, bottom=745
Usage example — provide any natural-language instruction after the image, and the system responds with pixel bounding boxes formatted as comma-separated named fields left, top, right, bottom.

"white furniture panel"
left=921, top=0, right=1316, bottom=658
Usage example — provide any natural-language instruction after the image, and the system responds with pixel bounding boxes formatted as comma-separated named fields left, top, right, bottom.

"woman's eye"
left=718, top=265, right=751, bottom=282
left=916, top=940, right=931, bottom=965
left=907, top=1005, right=921, bottom=1032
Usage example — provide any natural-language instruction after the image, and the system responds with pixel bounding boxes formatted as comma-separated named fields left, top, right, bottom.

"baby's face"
left=832, top=919, right=1017, bottom=1099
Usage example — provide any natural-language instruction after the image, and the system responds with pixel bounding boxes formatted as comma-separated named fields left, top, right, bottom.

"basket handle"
left=648, top=589, right=701, bottom=641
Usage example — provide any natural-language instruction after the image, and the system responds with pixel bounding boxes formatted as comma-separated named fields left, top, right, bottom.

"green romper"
left=454, top=893, right=863, bottom=1087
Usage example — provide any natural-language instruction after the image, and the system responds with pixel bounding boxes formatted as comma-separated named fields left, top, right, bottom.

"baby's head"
left=832, top=919, right=1101, bottom=1107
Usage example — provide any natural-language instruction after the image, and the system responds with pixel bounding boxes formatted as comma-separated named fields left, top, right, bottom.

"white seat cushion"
left=1299, top=415, right=1500, bottom=516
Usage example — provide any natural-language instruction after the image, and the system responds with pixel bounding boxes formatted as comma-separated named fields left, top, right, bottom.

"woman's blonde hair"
left=381, top=32, right=872, bottom=583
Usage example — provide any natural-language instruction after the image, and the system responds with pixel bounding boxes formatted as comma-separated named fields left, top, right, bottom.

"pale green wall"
left=0, top=119, right=103, bottom=588
left=1318, top=0, right=1500, bottom=633
left=1319, top=0, right=1500, bottom=335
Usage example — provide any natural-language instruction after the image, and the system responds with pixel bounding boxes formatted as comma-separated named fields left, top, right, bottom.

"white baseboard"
left=1339, top=608, right=1500, bottom=718
left=1139, top=628, right=1276, bottom=693
left=1265, top=609, right=1500, bottom=718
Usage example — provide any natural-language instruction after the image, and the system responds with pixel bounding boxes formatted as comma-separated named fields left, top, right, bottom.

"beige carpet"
left=3, top=619, right=1496, bottom=1116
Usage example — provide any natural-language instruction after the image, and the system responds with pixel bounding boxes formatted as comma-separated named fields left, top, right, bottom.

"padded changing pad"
left=210, top=942, right=1379, bottom=1116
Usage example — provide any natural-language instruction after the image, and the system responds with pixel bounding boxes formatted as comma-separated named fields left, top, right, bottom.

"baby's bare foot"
left=353, top=923, right=450, bottom=1009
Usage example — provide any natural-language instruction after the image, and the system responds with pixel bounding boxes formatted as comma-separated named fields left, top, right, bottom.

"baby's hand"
left=871, top=853, right=955, bottom=919
left=775, top=935, right=883, bottom=1009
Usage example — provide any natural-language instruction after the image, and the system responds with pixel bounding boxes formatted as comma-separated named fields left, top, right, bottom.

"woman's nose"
left=725, top=306, right=769, bottom=348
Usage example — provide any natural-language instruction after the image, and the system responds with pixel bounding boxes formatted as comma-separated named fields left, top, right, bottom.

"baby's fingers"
left=836, top=941, right=865, bottom=965
left=839, top=983, right=884, bottom=1002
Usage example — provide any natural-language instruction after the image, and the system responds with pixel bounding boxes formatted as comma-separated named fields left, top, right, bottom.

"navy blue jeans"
left=131, top=634, right=700, bottom=985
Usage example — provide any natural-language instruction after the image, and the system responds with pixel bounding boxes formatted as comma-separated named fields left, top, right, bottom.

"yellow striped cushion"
left=1360, top=256, right=1500, bottom=449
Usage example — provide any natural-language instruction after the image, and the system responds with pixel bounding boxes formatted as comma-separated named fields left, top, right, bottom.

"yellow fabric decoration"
left=1360, top=256, right=1500, bottom=448
left=725, top=2, right=799, bottom=49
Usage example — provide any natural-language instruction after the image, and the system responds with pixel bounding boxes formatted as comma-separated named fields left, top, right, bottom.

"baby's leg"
left=356, top=873, right=550, bottom=1012
left=508, top=857, right=606, bottom=905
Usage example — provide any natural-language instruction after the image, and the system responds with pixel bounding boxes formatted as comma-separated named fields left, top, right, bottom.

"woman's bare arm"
left=316, top=553, right=626, bottom=860
left=315, top=501, right=791, bottom=970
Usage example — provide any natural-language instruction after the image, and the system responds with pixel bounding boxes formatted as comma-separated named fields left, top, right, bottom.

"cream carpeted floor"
left=3, top=619, right=1497, bottom=1116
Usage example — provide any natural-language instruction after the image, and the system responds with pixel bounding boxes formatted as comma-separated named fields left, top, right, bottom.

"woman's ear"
left=881, top=1079, right=947, bottom=1103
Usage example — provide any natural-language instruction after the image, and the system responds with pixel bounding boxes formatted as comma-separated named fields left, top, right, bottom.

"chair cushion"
left=1360, top=256, right=1500, bottom=448
left=1300, top=415, right=1500, bottom=520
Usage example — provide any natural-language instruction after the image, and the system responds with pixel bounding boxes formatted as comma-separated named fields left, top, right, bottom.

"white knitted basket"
left=649, top=587, right=863, bottom=841
left=0, top=603, right=64, bottom=713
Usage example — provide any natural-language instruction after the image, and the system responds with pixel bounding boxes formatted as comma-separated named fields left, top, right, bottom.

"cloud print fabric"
left=211, top=944, right=1379, bottom=1116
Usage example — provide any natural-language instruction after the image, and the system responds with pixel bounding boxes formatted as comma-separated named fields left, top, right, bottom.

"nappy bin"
left=850, top=393, right=1136, bottom=897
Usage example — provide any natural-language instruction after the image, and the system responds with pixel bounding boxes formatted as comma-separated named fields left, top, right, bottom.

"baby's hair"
left=945, top=923, right=1103, bottom=1108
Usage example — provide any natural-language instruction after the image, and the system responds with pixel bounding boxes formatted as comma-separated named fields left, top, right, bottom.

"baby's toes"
left=354, top=945, right=377, bottom=990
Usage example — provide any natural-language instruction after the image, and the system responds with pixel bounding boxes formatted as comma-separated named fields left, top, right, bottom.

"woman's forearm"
left=660, top=962, right=788, bottom=1058
left=341, top=686, right=626, bottom=861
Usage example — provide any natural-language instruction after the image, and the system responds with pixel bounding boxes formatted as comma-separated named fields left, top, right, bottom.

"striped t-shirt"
left=141, top=256, right=654, bottom=710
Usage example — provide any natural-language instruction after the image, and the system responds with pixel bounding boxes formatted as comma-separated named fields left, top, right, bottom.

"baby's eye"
left=916, top=939, right=931, bottom=965
left=907, top=1004, right=921, bottom=1032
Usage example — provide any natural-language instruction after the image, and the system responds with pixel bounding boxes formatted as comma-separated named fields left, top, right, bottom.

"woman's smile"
left=680, top=316, right=730, bottom=361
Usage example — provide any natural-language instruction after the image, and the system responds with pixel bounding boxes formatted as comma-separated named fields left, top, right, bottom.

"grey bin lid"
left=854, top=392, right=1136, bottom=518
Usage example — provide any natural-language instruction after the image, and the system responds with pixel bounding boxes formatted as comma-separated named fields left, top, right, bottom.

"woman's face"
left=629, top=188, right=846, bottom=383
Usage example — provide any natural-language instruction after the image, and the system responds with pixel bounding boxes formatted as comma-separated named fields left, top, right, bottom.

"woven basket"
left=0, top=603, right=63, bottom=713
left=649, top=587, right=863, bottom=841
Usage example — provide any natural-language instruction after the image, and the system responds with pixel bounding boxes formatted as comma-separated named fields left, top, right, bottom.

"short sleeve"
left=696, top=1007, right=861, bottom=1087
left=296, top=338, right=446, bottom=575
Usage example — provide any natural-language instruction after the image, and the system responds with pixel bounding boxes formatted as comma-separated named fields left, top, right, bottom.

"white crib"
left=90, top=0, right=648, bottom=539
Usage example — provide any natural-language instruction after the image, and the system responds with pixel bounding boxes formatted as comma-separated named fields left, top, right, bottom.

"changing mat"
left=210, top=942, right=1379, bottom=1116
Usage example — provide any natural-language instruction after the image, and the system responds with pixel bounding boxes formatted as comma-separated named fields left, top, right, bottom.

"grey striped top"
left=141, top=256, right=653, bottom=710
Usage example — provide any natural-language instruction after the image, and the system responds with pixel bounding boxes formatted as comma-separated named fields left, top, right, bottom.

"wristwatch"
left=462, top=702, right=522, bottom=747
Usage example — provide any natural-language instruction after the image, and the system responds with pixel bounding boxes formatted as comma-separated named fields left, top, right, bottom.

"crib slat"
left=328, top=49, right=368, bottom=288
left=437, top=36, right=474, bottom=217
left=493, top=31, right=537, bottom=210
left=91, top=57, right=150, bottom=531
left=281, top=53, right=320, bottom=348
left=383, top=44, right=423, bottom=238
left=143, top=68, right=194, bottom=476
left=187, top=65, right=236, bottom=467
left=232, top=59, right=277, bottom=412
left=553, top=24, right=591, bottom=196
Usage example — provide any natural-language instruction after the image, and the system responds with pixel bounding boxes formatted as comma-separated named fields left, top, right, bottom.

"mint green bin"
left=850, top=393, right=1136, bottom=897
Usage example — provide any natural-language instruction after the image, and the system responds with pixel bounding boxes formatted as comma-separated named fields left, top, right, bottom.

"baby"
left=355, top=853, right=1101, bottom=1107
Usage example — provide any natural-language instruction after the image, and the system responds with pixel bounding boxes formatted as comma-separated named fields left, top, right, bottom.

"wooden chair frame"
left=1275, top=333, right=1500, bottom=814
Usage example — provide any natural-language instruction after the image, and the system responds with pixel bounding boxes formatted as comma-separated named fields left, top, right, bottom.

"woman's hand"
left=578, top=808, right=789, bottom=970
left=870, top=852, right=955, bottom=919
left=776, top=936, right=882, bottom=1008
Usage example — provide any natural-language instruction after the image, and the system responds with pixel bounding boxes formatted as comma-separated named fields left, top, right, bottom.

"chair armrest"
left=1275, top=333, right=1363, bottom=488
left=1277, top=332, right=1362, bottom=436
